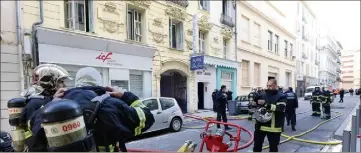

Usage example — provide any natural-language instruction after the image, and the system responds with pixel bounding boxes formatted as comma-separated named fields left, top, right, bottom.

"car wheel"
left=169, top=117, right=182, bottom=132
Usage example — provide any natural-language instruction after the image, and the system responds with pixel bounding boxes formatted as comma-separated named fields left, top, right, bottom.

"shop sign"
left=95, top=52, right=123, bottom=66
left=190, top=56, right=204, bottom=71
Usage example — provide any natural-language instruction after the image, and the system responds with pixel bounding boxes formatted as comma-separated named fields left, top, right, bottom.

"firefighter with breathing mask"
left=320, top=87, right=332, bottom=119
left=27, top=67, right=155, bottom=152
left=311, top=87, right=322, bottom=116
left=247, top=87, right=258, bottom=120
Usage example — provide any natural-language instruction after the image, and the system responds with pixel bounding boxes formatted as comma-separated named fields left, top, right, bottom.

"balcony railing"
left=315, top=60, right=319, bottom=65
left=165, top=0, right=189, bottom=7
left=302, top=36, right=308, bottom=41
left=220, top=13, right=234, bottom=28
left=302, top=52, right=307, bottom=59
left=337, top=50, right=341, bottom=56
left=337, top=68, right=342, bottom=73
left=336, top=59, right=341, bottom=64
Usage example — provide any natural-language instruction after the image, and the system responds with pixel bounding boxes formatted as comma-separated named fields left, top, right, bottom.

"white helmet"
left=31, top=64, right=72, bottom=95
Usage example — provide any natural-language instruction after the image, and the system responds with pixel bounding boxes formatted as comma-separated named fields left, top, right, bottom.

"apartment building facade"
left=340, top=50, right=360, bottom=89
left=1, top=1, right=24, bottom=133
left=192, top=0, right=240, bottom=110
left=319, top=34, right=342, bottom=88
left=236, top=1, right=296, bottom=95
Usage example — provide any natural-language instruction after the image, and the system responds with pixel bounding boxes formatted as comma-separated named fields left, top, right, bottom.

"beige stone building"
left=236, top=1, right=296, bottom=95
left=340, top=50, right=360, bottom=89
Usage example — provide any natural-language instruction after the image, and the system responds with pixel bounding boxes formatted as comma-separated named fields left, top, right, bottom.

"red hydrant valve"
left=357, top=135, right=361, bottom=138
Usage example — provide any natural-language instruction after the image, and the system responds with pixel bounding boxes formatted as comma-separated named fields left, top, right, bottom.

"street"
left=126, top=94, right=360, bottom=152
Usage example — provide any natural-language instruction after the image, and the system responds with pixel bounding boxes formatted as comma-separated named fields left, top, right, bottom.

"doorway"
left=160, top=70, right=187, bottom=113
left=268, top=76, right=275, bottom=81
left=198, top=82, right=204, bottom=110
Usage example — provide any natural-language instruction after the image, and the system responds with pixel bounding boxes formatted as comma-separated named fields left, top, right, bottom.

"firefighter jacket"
left=284, top=91, right=298, bottom=110
left=254, top=90, right=287, bottom=133
left=320, top=91, right=332, bottom=104
left=216, top=91, right=228, bottom=109
left=26, top=86, right=155, bottom=152
left=312, top=90, right=322, bottom=103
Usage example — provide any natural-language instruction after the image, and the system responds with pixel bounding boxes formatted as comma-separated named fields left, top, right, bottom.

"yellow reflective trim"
left=270, top=104, right=276, bottom=111
left=24, top=131, right=32, bottom=139
left=98, top=145, right=114, bottom=152
left=271, top=113, right=275, bottom=128
left=131, top=100, right=146, bottom=108
left=276, top=102, right=286, bottom=105
left=133, top=107, right=146, bottom=136
left=260, top=126, right=282, bottom=133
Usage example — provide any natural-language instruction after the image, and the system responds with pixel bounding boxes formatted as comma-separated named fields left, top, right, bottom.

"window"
left=159, top=98, right=175, bottom=110
left=302, top=25, right=305, bottom=38
left=220, top=0, right=234, bottom=27
left=254, top=63, right=260, bottom=86
left=199, top=31, right=205, bottom=54
left=221, top=72, right=232, bottom=80
left=221, top=71, right=233, bottom=90
left=223, top=39, right=227, bottom=59
left=284, top=40, right=288, bottom=57
left=200, top=0, right=210, bottom=11
left=285, top=72, right=291, bottom=88
left=111, top=80, right=129, bottom=92
left=290, top=43, right=293, bottom=58
left=253, top=22, right=261, bottom=46
left=274, top=35, right=279, bottom=53
left=268, top=31, right=273, bottom=51
left=65, top=0, right=93, bottom=32
left=142, top=99, right=159, bottom=111
left=241, top=60, right=249, bottom=86
left=241, top=16, right=250, bottom=42
left=127, top=9, right=142, bottom=42
left=169, top=19, right=184, bottom=50
left=129, top=70, right=143, bottom=98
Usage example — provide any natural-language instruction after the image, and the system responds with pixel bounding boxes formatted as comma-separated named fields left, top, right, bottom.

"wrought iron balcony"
left=337, top=50, right=341, bottom=56
left=302, top=52, right=307, bottom=59
left=165, top=0, right=189, bottom=7
left=336, top=77, right=341, bottom=82
left=302, top=35, right=308, bottom=41
left=336, top=58, right=341, bottom=64
left=315, top=60, right=319, bottom=65
left=220, top=13, right=234, bottom=28
left=336, top=68, right=342, bottom=73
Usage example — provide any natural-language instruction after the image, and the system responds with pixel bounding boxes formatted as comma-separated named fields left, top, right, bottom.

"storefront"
left=191, top=55, right=239, bottom=107
left=36, top=27, right=156, bottom=99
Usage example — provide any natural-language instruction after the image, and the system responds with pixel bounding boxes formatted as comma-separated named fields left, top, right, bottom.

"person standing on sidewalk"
left=215, top=85, right=231, bottom=131
left=349, top=88, right=354, bottom=96
left=212, top=89, right=218, bottom=112
left=339, top=88, right=345, bottom=103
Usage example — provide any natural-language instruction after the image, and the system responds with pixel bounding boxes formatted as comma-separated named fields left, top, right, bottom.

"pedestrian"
left=212, top=89, right=218, bottom=112
left=311, top=87, right=322, bottom=116
left=253, top=79, right=286, bottom=152
left=349, top=88, right=354, bottom=96
left=285, top=87, right=298, bottom=131
left=26, top=67, right=155, bottom=152
left=339, top=88, right=345, bottom=103
left=247, top=87, right=258, bottom=120
left=216, top=85, right=231, bottom=131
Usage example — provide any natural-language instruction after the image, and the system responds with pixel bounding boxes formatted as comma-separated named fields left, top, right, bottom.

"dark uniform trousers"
left=216, top=107, right=228, bottom=128
left=253, top=130, right=281, bottom=152
left=248, top=92, right=257, bottom=120
left=321, top=92, right=332, bottom=119
left=286, top=109, right=296, bottom=126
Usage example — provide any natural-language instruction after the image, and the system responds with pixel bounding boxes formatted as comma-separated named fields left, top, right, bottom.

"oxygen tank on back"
left=7, top=98, right=27, bottom=152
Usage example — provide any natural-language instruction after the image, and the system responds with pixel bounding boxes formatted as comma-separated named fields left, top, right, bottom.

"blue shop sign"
left=190, top=56, right=204, bottom=71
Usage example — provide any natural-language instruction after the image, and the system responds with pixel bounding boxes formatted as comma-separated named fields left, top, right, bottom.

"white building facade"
left=319, top=34, right=342, bottom=88
left=236, top=1, right=296, bottom=95
left=340, top=50, right=361, bottom=89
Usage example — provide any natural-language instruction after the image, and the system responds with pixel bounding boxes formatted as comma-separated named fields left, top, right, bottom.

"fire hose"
left=127, top=110, right=343, bottom=152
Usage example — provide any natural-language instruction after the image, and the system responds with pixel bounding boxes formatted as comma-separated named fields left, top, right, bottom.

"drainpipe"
left=31, top=0, right=44, bottom=68
left=234, top=0, right=238, bottom=62
left=15, top=0, right=25, bottom=91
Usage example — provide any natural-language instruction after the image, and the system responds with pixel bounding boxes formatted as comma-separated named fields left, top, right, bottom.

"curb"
left=333, top=104, right=359, bottom=140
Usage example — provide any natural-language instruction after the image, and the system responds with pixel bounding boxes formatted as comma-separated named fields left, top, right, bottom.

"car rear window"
left=159, top=98, right=175, bottom=110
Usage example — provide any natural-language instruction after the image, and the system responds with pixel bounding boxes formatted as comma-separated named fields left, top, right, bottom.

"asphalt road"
left=126, top=94, right=360, bottom=152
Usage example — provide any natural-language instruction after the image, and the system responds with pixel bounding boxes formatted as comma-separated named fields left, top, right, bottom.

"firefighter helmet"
left=254, top=107, right=273, bottom=123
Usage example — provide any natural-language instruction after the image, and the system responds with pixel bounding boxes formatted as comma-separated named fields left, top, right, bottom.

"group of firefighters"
left=8, top=64, right=155, bottom=152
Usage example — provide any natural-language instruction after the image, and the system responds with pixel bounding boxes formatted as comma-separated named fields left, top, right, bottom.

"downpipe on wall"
left=31, top=0, right=43, bottom=68
left=15, top=0, right=25, bottom=91
left=234, top=0, right=238, bottom=63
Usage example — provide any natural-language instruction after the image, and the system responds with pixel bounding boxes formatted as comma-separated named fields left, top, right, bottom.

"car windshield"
left=306, top=88, right=314, bottom=93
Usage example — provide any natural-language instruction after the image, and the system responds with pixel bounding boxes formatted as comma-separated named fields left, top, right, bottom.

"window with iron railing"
left=65, top=0, right=93, bottom=32
left=220, top=0, right=234, bottom=27
left=165, top=0, right=189, bottom=7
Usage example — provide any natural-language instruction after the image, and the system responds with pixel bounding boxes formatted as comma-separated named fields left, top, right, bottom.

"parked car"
left=234, top=95, right=250, bottom=113
left=0, top=131, right=13, bottom=152
left=304, top=86, right=321, bottom=100
left=141, top=97, right=184, bottom=133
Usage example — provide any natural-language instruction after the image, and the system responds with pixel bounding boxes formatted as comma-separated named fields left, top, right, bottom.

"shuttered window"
left=221, top=71, right=232, bottom=90
left=242, top=60, right=249, bottom=86
left=254, top=63, right=260, bottom=86
left=129, top=70, right=144, bottom=98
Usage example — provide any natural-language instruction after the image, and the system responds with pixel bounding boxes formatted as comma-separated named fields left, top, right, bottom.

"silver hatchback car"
left=141, top=97, right=184, bottom=133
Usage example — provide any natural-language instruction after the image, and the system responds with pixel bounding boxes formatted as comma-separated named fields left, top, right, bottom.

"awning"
left=203, top=55, right=240, bottom=69
left=36, top=27, right=156, bottom=58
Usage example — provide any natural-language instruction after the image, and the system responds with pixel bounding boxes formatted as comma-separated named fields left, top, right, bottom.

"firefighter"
left=311, top=87, right=322, bottom=116
left=26, top=67, right=155, bottom=152
left=321, top=87, right=332, bottom=119
left=253, top=79, right=287, bottom=152
left=247, top=87, right=258, bottom=120
left=18, top=64, right=72, bottom=152
left=285, top=87, right=298, bottom=131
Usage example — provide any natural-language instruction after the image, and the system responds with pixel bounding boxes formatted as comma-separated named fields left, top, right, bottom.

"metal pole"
left=342, top=130, right=351, bottom=152
left=351, top=115, right=357, bottom=151
left=357, top=109, right=360, bottom=134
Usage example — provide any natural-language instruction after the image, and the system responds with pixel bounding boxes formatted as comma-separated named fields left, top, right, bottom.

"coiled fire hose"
left=127, top=110, right=343, bottom=152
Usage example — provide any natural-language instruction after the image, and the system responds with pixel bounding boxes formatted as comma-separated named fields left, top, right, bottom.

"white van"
left=304, top=86, right=321, bottom=100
